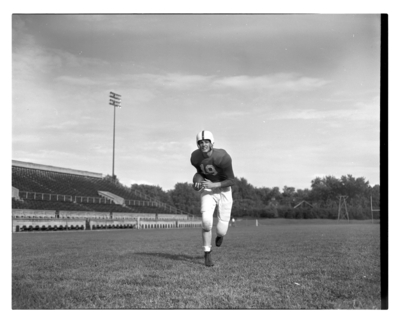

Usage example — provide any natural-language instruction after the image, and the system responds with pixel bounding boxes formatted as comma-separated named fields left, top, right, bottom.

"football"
left=193, top=173, right=205, bottom=191
left=193, top=173, right=205, bottom=183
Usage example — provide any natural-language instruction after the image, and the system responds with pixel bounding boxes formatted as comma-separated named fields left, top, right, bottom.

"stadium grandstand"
left=12, top=160, right=201, bottom=232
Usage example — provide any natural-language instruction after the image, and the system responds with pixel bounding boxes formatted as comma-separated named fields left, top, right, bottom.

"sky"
left=12, top=13, right=382, bottom=191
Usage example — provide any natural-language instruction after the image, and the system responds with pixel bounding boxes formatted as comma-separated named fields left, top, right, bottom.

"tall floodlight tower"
left=109, top=92, right=122, bottom=182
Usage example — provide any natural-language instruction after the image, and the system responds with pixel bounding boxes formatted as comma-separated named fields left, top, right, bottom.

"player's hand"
left=201, top=179, right=214, bottom=189
left=193, top=182, right=205, bottom=191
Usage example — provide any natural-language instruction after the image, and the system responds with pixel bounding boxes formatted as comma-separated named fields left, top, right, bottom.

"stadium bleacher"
left=12, top=198, right=91, bottom=212
left=12, top=165, right=145, bottom=200
left=12, top=160, right=187, bottom=217
left=11, top=160, right=202, bottom=233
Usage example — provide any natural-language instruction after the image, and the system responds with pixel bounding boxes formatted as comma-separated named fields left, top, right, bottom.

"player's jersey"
left=190, top=148, right=235, bottom=183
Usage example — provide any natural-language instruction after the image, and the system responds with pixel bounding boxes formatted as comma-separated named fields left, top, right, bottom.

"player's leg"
left=202, top=227, right=212, bottom=252
left=201, top=190, right=217, bottom=252
left=215, top=187, right=233, bottom=247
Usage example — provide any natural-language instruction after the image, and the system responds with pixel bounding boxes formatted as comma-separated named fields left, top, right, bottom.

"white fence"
left=12, top=209, right=201, bottom=233
left=59, top=211, right=110, bottom=219
left=12, top=209, right=191, bottom=220
left=12, top=209, right=56, bottom=219
left=158, top=214, right=188, bottom=220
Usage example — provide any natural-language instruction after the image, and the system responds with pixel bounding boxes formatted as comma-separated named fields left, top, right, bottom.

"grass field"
left=12, top=219, right=382, bottom=309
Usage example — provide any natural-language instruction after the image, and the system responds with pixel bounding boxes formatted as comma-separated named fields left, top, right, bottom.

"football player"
left=190, top=130, right=235, bottom=267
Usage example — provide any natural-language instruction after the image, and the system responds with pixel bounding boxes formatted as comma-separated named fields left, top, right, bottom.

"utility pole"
left=370, top=196, right=380, bottom=223
left=109, top=91, right=122, bottom=182
left=337, top=195, right=350, bottom=222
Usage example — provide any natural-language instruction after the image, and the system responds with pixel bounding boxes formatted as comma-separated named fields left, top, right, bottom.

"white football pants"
left=201, top=186, right=233, bottom=238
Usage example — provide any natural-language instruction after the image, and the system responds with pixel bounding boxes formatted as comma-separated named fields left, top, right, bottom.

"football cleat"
left=215, top=236, right=223, bottom=247
left=204, top=251, right=214, bottom=267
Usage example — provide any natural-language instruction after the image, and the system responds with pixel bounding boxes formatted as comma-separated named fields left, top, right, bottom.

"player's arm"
left=202, top=154, right=235, bottom=189
left=203, top=174, right=235, bottom=189
left=212, top=163, right=235, bottom=188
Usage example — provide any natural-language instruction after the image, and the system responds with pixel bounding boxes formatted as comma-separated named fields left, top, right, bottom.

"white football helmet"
left=196, top=130, right=214, bottom=148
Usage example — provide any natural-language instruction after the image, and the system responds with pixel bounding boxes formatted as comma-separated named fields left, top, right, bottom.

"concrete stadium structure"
left=12, top=160, right=201, bottom=233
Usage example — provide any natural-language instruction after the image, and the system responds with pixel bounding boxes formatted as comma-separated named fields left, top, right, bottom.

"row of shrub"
left=233, top=207, right=379, bottom=220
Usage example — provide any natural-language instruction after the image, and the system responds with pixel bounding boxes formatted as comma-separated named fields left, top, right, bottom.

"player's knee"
left=202, top=221, right=212, bottom=232
left=216, top=220, right=229, bottom=237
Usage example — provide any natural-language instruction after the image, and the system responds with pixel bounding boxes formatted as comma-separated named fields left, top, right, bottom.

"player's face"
left=198, top=140, right=212, bottom=153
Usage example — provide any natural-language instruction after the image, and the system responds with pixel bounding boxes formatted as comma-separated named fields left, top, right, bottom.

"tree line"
left=106, top=174, right=380, bottom=220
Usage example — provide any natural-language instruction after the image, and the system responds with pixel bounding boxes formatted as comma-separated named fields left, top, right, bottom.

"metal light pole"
left=109, top=91, right=121, bottom=182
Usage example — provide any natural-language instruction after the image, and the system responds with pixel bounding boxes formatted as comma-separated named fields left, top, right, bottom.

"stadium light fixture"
left=109, top=91, right=122, bottom=182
